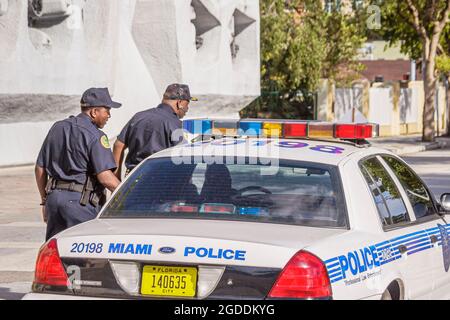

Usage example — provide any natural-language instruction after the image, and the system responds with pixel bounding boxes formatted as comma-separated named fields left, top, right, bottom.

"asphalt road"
left=0, top=147, right=449, bottom=300
left=402, top=148, right=450, bottom=199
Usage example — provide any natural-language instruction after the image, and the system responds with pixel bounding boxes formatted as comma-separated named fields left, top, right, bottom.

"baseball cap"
left=163, top=84, right=198, bottom=101
left=81, top=88, right=122, bottom=109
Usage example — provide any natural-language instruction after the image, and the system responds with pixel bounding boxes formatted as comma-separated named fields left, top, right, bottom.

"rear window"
left=101, top=158, right=347, bottom=228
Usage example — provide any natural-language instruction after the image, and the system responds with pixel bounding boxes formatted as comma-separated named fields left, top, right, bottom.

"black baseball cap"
left=163, top=84, right=198, bottom=101
left=81, top=88, right=122, bottom=109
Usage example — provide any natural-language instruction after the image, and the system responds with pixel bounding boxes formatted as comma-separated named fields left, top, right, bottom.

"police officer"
left=35, top=88, right=122, bottom=241
left=113, top=83, right=197, bottom=178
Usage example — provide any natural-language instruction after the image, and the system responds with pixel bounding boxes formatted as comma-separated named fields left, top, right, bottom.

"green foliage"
left=260, top=0, right=325, bottom=94
left=437, top=55, right=450, bottom=76
left=373, top=0, right=450, bottom=67
left=369, top=0, right=450, bottom=141
left=244, top=0, right=367, bottom=119
left=322, top=5, right=368, bottom=82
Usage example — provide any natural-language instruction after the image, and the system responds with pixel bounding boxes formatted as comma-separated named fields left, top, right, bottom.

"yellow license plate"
left=141, top=265, right=197, bottom=297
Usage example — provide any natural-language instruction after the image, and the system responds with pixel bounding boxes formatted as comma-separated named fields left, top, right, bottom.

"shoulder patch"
left=100, top=135, right=111, bottom=148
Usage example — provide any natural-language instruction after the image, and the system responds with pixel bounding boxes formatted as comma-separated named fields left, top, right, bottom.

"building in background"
left=322, top=0, right=413, bottom=82
left=0, top=0, right=260, bottom=166
left=358, top=41, right=413, bottom=82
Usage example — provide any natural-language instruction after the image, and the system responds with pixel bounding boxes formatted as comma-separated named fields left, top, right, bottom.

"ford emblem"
left=159, top=247, right=176, bottom=254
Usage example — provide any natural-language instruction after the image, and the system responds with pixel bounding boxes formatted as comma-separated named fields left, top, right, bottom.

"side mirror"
left=440, top=194, right=450, bottom=212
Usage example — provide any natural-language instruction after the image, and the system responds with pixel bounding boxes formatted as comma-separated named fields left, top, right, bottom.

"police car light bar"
left=183, top=119, right=380, bottom=140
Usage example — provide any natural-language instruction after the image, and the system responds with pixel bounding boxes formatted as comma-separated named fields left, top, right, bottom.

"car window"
left=101, top=158, right=348, bottom=228
left=382, top=156, right=436, bottom=219
left=360, top=157, right=410, bottom=228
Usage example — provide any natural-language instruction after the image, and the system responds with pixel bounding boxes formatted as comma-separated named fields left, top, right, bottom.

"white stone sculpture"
left=0, top=0, right=260, bottom=166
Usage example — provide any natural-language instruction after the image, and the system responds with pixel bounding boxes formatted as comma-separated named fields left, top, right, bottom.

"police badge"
left=438, top=224, right=450, bottom=272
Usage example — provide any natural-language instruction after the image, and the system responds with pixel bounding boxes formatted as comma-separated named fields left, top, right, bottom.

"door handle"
left=398, top=245, right=408, bottom=254
left=430, top=235, right=438, bottom=244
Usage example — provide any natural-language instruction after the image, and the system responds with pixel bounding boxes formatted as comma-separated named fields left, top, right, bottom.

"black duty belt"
left=53, top=180, right=84, bottom=193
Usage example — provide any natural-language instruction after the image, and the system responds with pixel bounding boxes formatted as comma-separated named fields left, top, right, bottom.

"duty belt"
left=52, top=180, right=84, bottom=193
left=46, top=177, right=105, bottom=207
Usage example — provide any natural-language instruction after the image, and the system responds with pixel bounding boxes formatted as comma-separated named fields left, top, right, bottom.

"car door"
left=359, top=155, right=434, bottom=299
left=380, top=155, right=450, bottom=300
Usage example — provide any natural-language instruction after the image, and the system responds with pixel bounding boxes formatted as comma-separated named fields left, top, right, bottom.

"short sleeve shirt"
left=36, top=113, right=117, bottom=184
left=117, top=104, right=183, bottom=169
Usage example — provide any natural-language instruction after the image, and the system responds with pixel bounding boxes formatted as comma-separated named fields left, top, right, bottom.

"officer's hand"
left=41, top=206, right=48, bottom=224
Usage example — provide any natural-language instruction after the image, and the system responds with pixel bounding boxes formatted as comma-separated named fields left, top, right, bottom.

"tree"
left=245, top=0, right=367, bottom=119
left=375, top=0, right=450, bottom=141
left=321, top=2, right=369, bottom=85
left=260, top=0, right=325, bottom=95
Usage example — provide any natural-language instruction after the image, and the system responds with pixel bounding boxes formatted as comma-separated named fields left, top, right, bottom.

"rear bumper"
left=22, top=293, right=119, bottom=300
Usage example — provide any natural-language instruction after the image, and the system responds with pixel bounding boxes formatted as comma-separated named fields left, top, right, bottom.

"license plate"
left=141, top=265, right=197, bottom=297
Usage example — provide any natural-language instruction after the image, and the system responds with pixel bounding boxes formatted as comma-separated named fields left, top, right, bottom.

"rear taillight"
left=268, top=251, right=332, bottom=299
left=34, top=239, right=69, bottom=287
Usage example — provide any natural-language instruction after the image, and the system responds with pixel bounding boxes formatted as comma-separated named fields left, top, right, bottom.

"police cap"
left=163, top=84, right=198, bottom=101
left=81, top=88, right=122, bottom=109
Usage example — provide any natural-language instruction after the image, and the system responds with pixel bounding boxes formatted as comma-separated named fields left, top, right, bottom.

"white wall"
left=334, top=87, right=363, bottom=121
left=399, top=88, right=419, bottom=124
left=369, top=87, right=393, bottom=125
left=0, top=0, right=260, bottom=166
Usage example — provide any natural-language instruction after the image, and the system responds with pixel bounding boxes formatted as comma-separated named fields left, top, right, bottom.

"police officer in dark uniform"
left=35, top=88, right=122, bottom=241
left=113, top=83, right=197, bottom=179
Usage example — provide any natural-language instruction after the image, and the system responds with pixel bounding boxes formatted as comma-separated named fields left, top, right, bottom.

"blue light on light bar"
left=238, top=121, right=263, bottom=136
left=183, top=119, right=212, bottom=134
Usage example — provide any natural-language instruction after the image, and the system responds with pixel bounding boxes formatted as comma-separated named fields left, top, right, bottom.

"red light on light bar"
left=284, top=123, right=307, bottom=138
left=335, top=124, right=373, bottom=139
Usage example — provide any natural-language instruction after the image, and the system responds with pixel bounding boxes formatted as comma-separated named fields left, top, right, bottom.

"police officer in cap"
left=113, top=83, right=197, bottom=178
left=35, top=88, right=122, bottom=241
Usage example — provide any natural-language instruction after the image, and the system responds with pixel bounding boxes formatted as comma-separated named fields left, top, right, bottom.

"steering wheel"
left=238, top=186, right=272, bottom=195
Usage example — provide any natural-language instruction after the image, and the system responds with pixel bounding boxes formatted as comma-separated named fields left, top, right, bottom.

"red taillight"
left=268, top=251, right=332, bottom=299
left=34, top=239, right=69, bottom=287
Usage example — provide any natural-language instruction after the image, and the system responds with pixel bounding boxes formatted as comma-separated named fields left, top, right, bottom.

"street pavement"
left=402, top=148, right=450, bottom=199
left=0, top=142, right=449, bottom=300
left=0, top=165, right=45, bottom=300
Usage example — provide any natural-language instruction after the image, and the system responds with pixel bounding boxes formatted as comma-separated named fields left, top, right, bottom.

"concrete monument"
left=0, top=0, right=260, bottom=166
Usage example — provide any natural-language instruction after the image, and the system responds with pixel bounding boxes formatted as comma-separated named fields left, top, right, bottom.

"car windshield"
left=101, top=158, right=347, bottom=228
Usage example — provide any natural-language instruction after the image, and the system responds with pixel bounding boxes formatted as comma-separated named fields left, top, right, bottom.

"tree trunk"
left=422, top=70, right=437, bottom=142
left=447, top=78, right=450, bottom=137
left=422, top=42, right=437, bottom=142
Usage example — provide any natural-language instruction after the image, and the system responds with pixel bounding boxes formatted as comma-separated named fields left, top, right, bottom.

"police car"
left=24, top=119, right=450, bottom=300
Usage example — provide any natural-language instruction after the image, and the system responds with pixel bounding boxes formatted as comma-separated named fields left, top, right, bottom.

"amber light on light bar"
left=308, top=123, right=335, bottom=139
left=263, top=122, right=283, bottom=137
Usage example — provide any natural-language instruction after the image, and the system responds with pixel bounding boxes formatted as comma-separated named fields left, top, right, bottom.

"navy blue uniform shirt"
left=37, top=113, right=117, bottom=184
left=117, top=103, right=183, bottom=170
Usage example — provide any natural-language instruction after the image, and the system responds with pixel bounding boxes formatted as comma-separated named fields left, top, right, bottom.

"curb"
left=378, top=139, right=450, bottom=156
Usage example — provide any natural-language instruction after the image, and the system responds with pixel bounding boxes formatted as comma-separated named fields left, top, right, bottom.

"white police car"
left=24, top=119, right=450, bottom=300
